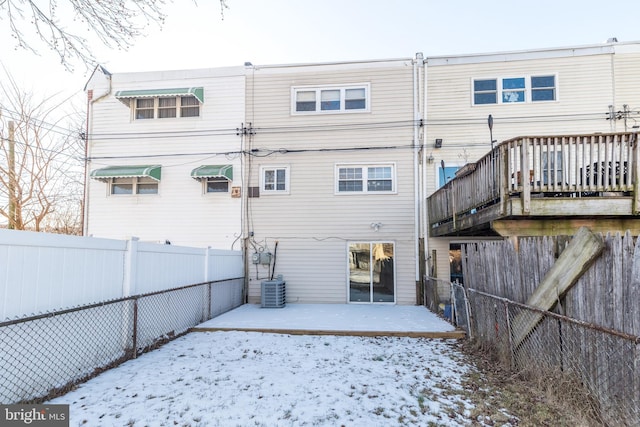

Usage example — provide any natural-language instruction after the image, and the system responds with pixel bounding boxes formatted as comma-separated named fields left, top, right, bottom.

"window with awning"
left=90, top=165, right=162, bottom=181
left=115, top=88, right=204, bottom=119
left=190, top=165, right=233, bottom=181
left=115, top=88, right=204, bottom=103
left=90, top=165, right=161, bottom=195
left=191, top=165, right=233, bottom=193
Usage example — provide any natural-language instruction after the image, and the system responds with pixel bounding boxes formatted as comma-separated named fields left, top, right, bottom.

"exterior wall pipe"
left=413, top=53, right=423, bottom=282
left=421, top=57, right=428, bottom=278
left=83, top=67, right=112, bottom=235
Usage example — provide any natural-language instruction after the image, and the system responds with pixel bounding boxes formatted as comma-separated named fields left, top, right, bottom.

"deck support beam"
left=491, top=218, right=640, bottom=237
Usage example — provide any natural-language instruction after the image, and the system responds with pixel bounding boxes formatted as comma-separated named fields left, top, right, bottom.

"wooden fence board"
left=462, top=230, right=639, bottom=426
left=512, top=227, right=604, bottom=347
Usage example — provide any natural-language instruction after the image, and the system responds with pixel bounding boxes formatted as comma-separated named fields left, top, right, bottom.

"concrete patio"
left=192, top=303, right=465, bottom=338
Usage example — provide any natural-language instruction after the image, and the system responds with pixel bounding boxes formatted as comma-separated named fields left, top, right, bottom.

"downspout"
left=413, top=53, right=423, bottom=283
left=83, top=70, right=112, bottom=235
left=421, top=58, right=429, bottom=279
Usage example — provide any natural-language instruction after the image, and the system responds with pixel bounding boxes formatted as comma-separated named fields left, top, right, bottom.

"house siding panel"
left=86, top=68, right=246, bottom=248
left=424, top=43, right=640, bottom=292
left=246, top=61, right=420, bottom=304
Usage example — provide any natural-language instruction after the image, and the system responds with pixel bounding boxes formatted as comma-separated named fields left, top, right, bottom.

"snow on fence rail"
left=0, top=229, right=243, bottom=320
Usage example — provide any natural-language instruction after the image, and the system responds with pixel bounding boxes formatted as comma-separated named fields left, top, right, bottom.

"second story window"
left=181, top=96, right=201, bottom=117
left=116, top=87, right=204, bottom=120
left=473, top=75, right=556, bottom=105
left=336, top=164, right=395, bottom=194
left=502, top=78, right=525, bottom=103
left=261, top=165, right=290, bottom=194
left=134, top=96, right=198, bottom=120
left=531, top=76, right=556, bottom=101
left=292, top=84, right=370, bottom=114
left=89, top=165, right=162, bottom=195
left=110, top=177, right=159, bottom=195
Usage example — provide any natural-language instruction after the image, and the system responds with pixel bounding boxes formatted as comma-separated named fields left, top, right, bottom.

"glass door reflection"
left=349, top=242, right=394, bottom=303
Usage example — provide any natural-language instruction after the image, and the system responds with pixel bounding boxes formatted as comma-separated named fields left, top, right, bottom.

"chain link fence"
left=0, top=277, right=243, bottom=404
left=457, top=287, right=640, bottom=426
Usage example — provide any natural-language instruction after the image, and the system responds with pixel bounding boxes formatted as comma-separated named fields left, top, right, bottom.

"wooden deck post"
left=633, top=133, right=640, bottom=214
left=521, top=138, right=531, bottom=215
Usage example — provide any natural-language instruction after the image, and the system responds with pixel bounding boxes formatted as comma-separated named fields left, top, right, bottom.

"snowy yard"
left=49, top=330, right=487, bottom=426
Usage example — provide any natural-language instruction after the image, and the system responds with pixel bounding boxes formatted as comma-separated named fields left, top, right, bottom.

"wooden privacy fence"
left=460, top=232, right=640, bottom=426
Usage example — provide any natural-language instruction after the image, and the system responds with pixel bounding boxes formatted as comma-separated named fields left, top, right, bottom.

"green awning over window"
left=90, top=165, right=162, bottom=181
left=115, top=87, right=204, bottom=103
left=191, top=165, right=233, bottom=181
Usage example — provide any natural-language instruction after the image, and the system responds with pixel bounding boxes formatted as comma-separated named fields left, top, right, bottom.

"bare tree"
left=0, top=70, right=84, bottom=232
left=1, top=0, right=228, bottom=70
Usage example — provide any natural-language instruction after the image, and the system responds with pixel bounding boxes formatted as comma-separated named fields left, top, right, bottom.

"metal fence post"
left=132, top=298, right=138, bottom=359
left=504, top=300, right=515, bottom=369
left=207, top=282, right=212, bottom=321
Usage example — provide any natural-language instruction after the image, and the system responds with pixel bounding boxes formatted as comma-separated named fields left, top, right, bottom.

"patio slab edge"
left=190, top=326, right=466, bottom=339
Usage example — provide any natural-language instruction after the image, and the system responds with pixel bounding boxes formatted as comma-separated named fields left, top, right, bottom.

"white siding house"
left=82, top=39, right=640, bottom=305
left=84, top=66, right=246, bottom=248
left=423, top=40, right=640, bottom=288
left=244, top=58, right=425, bottom=305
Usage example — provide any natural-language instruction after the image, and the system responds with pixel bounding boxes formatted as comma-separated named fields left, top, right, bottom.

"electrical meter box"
left=252, top=252, right=272, bottom=265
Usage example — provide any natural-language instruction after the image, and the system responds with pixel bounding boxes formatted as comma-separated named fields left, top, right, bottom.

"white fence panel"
left=0, top=229, right=244, bottom=320
left=133, top=242, right=206, bottom=295
left=0, top=229, right=126, bottom=320
left=207, top=248, right=244, bottom=281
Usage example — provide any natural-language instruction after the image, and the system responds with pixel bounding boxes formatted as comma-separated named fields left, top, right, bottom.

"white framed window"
left=472, top=75, right=557, bottom=105
left=260, top=165, right=290, bottom=194
left=335, top=163, right=395, bottom=194
left=531, top=75, right=556, bottom=101
left=292, top=84, right=370, bottom=114
left=134, top=96, right=201, bottom=119
left=135, top=99, right=155, bottom=119
left=205, top=178, right=229, bottom=193
left=110, top=177, right=158, bottom=195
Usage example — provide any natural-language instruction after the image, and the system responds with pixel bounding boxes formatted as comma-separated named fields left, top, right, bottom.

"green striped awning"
left=115, top=87, right=204, bottom=103
left=191, top=165, right=233, bottom=181
left=90, top=165, right=162, bottom=181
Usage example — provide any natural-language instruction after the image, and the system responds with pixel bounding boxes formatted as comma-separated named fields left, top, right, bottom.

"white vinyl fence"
left=0, top=229, right=245, bottom=403
left=0, top=229, right=244, bottom=320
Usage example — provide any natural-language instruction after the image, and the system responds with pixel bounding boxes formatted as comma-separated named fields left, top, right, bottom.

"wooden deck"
left=428, top=132, right=640, bottom=237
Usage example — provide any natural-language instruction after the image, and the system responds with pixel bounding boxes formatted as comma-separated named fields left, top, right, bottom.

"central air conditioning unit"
left=261, top=277, right=285, bottom=308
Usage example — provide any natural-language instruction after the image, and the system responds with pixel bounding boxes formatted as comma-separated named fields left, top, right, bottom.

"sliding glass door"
left=348, top=242, right=395, bottom=303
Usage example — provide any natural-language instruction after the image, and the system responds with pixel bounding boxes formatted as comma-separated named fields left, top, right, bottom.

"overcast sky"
left=1, top=0, right=639, bottom=98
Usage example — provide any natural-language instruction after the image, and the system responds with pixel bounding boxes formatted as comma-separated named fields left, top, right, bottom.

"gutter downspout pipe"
left=421, top=57, right=429, bottom=282
left=83, top=66, right=112, bottom=235
left=413, top=53, right=424, bottom=283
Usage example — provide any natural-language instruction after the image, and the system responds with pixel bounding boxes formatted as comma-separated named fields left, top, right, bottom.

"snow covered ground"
left=49, top=331, right=478, bottom=426
left=47, top=305, right=488, bottom=426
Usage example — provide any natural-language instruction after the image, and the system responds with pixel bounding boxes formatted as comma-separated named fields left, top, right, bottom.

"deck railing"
left=428, top=132, right=640, bottom=227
